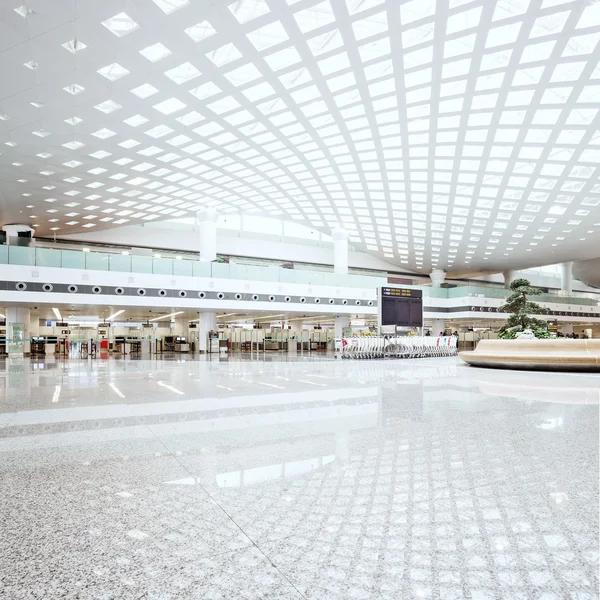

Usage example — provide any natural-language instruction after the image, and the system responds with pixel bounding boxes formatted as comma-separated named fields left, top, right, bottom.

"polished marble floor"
left=0, top=355, right=598, bottom=599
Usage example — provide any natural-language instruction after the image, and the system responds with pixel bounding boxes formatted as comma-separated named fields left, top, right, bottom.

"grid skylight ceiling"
left=0, top=0, right=600, bottom=273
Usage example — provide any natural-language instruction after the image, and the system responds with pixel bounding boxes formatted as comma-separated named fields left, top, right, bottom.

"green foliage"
left=498, top=278, right=551, bottom=339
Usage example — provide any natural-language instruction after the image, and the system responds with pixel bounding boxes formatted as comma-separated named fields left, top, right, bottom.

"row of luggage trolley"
left=339, top=336, right=458, bottom=360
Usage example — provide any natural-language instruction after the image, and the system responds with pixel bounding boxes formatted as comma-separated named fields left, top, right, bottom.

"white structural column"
left=503, top=270, right=517, bottom=289
left=332, top=228, right=349, bottom=275
left=289, top=320, right=302, bottom=337
left=429, top=270, right=446, bottom=287
left=560, top=262, right=573, bottom=294
left=335, top=315, right=349, bottom=338
left=6, top=306, right=30, bottom=355
left=197, top=208, right=218, bottom=263
left=2, top=224, right=34, bottom=244
left=198, top=312, right=217, bottom=352
left=561, top=323, right=574, bottom=336
left=431, top=319, right=446, bottom=336
left=174, top=317, right=188, bottom=337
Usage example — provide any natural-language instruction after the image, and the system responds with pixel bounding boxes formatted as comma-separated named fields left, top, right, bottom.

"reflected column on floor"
left=6, top=306, right=30, bottom=356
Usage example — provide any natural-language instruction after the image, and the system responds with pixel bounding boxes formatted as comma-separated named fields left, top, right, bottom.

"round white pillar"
left=197, top=208, right=218, bottom=263
left=198, top=312, right=217, bottom=352
left=332, top=228, right=348, bottom=275
left=429, top=270, right=446, bottom=288
left=560, top=262, right=573, bottom=294
left=503, top=270, right=517, bottom=289
left=561, top=323, right=574, bottom=336
left=431, top=319, right=445, bottom=336
left=335, top=315, right=349, bottom=338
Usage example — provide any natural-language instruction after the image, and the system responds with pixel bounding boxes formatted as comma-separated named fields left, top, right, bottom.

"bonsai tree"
left=498, top=278, right=552, bottom=339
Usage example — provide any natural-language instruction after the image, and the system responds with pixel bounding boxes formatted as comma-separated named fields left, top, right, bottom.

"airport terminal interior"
left=0, top=0, right=599, bottom=598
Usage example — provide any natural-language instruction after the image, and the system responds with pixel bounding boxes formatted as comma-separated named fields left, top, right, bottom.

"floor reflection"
left=0, top=356, right=597, bottom=599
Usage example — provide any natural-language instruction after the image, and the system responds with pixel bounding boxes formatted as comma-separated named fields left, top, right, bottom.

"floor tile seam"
left=130, top=416, right=310, bottom=600
left=172, top=468, right=311, bottom=600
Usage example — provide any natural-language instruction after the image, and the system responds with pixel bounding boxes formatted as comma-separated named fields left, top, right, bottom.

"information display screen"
left=381, top=288, right=423, bottom=327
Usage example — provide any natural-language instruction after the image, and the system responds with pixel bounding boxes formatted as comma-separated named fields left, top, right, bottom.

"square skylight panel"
left=63, top=84, right=84, bottom=95
left=154, top=97, right=187, bottom=115
left=294, top=1, right=335, bottom=32
left=152, top=0, right=189, bottom=14
left=97, top=62, right=130, bottom=81
left=139, top=43, right=172, bottom=62
left=124, top=114, right=149, bottom=127
left=185, top=21, right=216, bottom=42
left=94, top=100, right=122, bottom=113
left=62, top=39, right=87, bottom=53
left=486, top=22, right=521, bottom=48
left=165, top=62, right=200, bottom=84
left=92, top=128, right=117, bottom=139
left=352, top=12, right=388, bottom=41
left=229, top=0, right=270, bottom=23
left=102, top=13, right=139, bottom=37
left=247, top=21, right=289, bottom=51
left=131, top=83, right=159, bottom=98
left=206, top=43, right=243, bottom=67
left=224, top=64, right=262, bottom=86
left=189, top=82, right=222, bottom=100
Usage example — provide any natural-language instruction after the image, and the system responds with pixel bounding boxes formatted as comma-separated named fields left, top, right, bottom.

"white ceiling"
left=0, top=0, right=600, bottom=274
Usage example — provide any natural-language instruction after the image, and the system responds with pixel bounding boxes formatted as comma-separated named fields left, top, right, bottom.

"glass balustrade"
left=0, top=244, right=388, bottom=289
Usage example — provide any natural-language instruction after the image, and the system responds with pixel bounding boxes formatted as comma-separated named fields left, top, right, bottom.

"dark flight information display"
left=381, top=287, right=423, bottom=327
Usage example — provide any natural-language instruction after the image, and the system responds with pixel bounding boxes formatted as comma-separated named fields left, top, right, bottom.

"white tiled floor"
left=0, top=355, right=598, bottom=599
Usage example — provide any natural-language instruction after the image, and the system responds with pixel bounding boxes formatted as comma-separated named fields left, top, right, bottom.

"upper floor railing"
left=0, top=244, right=387, bottom=290
left=425, top=284, right=600, bottom=307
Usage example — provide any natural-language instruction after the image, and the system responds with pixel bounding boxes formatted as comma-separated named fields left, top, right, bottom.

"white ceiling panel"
left=0, top=0, right=599, bottom=274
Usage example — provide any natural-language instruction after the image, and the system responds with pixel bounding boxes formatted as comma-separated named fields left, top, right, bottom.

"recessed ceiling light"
left=24, top=60, right=39, bottom=70
left=101, top=13, right=139, bottom=37
left=30, top=101, right=43, bottom=108
left=64, top=117, right=82, bottom=126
